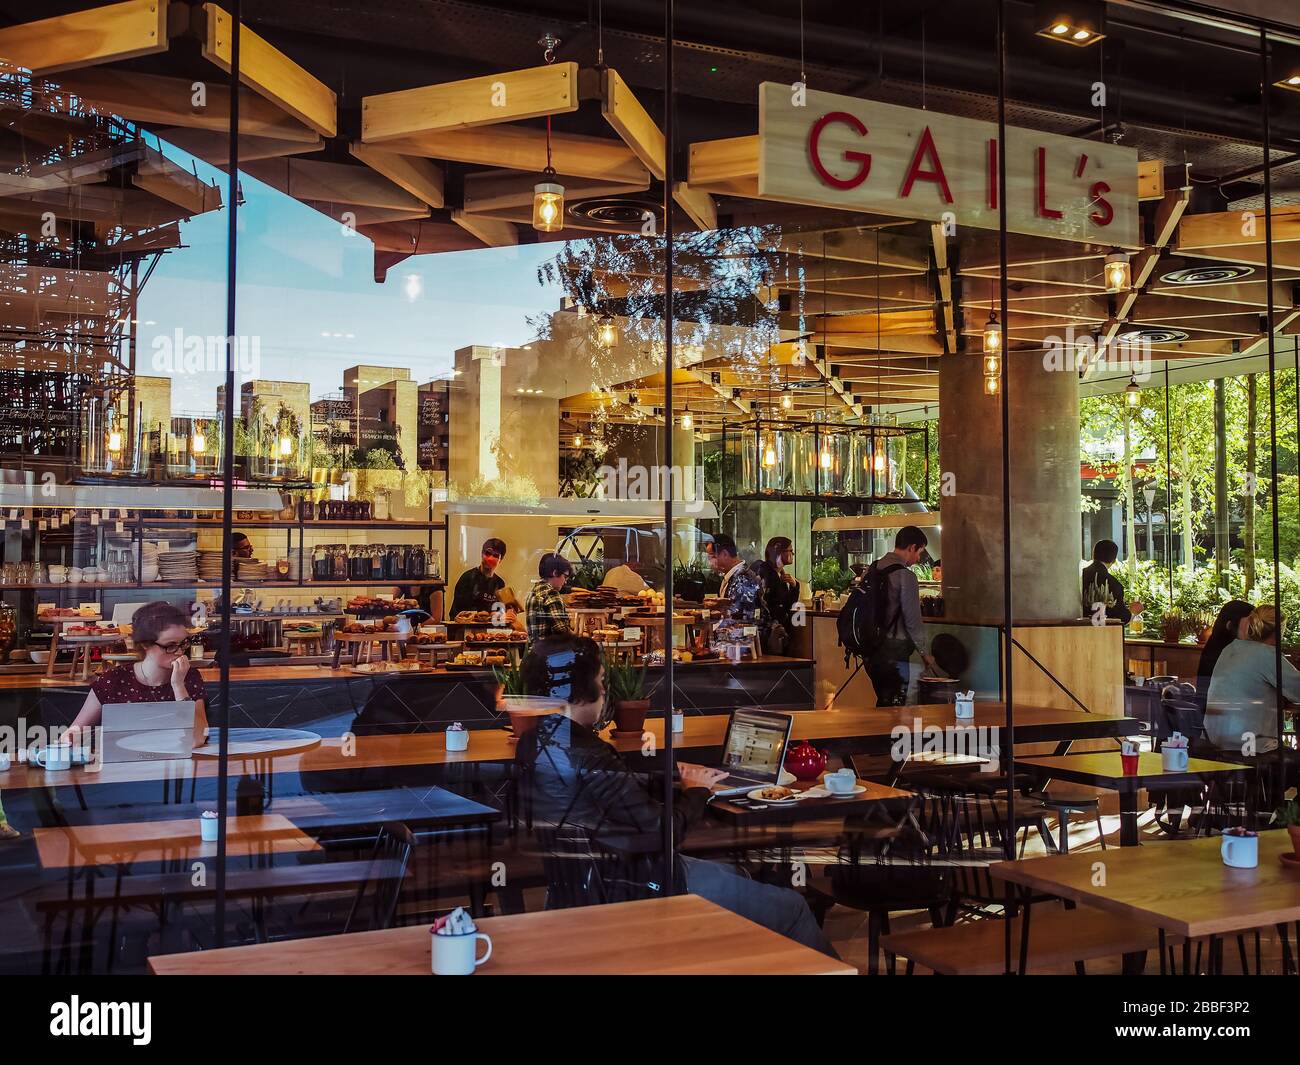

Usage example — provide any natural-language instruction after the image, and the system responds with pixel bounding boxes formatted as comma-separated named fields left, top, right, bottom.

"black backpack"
left=836, top=561, right=903, bottom=665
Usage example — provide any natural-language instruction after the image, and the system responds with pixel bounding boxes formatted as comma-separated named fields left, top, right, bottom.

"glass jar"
left=312, top=545, right=331, bottom=582
left=331, top=543, right=348, bottom=580
left=429, top=549, right=441, bottom=581
left=386, top=543, right=406, bottom=580
left=348, top=545, right=370, bottom=581
left=369, top=544, right=385, bottom=581
left=406, top=544, right=425, bottom=579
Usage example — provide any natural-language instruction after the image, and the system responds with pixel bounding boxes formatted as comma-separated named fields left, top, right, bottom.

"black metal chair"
left=342, top=821, right=416, bottom=933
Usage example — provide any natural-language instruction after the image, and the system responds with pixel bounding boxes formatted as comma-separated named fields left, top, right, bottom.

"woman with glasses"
left=67, top=601, right=208, bottom=747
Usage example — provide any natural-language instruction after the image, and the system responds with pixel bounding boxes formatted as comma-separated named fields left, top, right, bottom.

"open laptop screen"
left=719, top=709, right=792, bottom=783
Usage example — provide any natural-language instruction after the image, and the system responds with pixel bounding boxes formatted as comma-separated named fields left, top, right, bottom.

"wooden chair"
left=881, top=903, right=1165, bottom=975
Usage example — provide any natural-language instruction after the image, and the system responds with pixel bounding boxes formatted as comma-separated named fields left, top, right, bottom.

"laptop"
left=708, top=708, right=794, bottom=797
left=97, top=701, right=199, bottom=763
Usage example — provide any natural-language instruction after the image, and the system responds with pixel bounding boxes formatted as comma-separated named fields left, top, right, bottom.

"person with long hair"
left=1205, top=605, right=1300, bottom=755
left=1194, top=600, right=1253, bottom=695
left=516, top=634, right=838, bottom=957
left=68, top=601, right=208, bottom=748
left=751, top=536, right=799, bottom=655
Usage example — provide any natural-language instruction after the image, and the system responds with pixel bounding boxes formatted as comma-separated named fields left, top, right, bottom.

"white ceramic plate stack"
left=156, top=549, right=197, bottom=582
left=198, top=551, right=225, bottom=582
left=141, top=542, right=160, bottom=583
left=235, top=558, right=268, bottom=581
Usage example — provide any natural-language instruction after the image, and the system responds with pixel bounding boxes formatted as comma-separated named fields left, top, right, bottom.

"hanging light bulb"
left=872, top=446, right=887, bottom=474
left=192, top=430, right=207, bottom=455
left=983, top=312, right=1002, bottom=354
left=1126, top=374, right=1141, bottom=407
left=1104, top=250, right=1131, bottom=293
left=780, top=388, right=793, bottom=411
left=762, top=435, right=777, bottom=468
left=573, top=430, right=584, bottom=448
left=984, top=374, right=1001, bottom=396
left=819, top=443, right=833, bottom=470
left=279, top=435, right=293, bottom=457
left=680, top=409, right=693, bottom=431
left=596, top=315, right=617, bottom=349
left=532, top=180, right=564, bottom=232
left=983, top=353, right=1001, bottom=376
left=107, top=428, right=122, bottom=454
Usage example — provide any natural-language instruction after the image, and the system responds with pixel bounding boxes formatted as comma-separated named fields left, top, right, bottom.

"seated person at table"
left=1080, top=539, right=1142, bottom=624
left=707, top=533, right=760, bottom=622
left=67, top=601, right=208, bottom=749
left=516, top=635, right=838, bottom=958
left=1206, top=605, right=1300, bottom=756
left=1195, top=599, right=1253, bottom=696
left=526, top=553, right=574, bottom=642
left=449, top=537, right=507, bottom=619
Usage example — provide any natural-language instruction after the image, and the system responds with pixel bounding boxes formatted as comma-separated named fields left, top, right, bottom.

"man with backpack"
left=838, top=525, right=937, bottom=707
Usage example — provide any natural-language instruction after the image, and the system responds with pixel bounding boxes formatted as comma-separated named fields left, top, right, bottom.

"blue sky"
left=137, top=152, right=565, bottom=415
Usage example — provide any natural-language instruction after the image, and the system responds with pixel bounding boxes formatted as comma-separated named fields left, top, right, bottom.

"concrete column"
left=939, top=349, right=1080, bottom=621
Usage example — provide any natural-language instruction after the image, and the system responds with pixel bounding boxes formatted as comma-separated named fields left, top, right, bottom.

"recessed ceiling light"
left=1051, top=23, right=1069, bottom=34
left=1072, top=28, right=1091, bottom=40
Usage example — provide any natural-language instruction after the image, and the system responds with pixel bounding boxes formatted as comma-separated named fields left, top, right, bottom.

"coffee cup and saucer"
left=820, top=768, right=865, bottom=797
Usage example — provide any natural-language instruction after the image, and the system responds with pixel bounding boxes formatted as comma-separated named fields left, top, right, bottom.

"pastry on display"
left=451, top=650, right=484, bottom=666
left=465, top=628, right=525, bottom=644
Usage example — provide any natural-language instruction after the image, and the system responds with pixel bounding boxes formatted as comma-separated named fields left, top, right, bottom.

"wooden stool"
left=284, top=633, right=324, bottom=657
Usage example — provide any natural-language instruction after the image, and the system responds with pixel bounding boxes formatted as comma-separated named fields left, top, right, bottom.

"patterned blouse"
left=90, top=664, right=207, bottom=706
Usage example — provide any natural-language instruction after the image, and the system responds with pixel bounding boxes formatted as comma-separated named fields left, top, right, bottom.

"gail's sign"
left=759, top=83, right=1140, bottom=248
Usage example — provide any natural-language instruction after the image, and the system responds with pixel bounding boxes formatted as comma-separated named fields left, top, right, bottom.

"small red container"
left=1120, top=751, right=1140, bottom=775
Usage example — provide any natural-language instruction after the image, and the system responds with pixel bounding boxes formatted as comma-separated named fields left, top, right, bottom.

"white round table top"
left=189, top=727, right=322, bottom=759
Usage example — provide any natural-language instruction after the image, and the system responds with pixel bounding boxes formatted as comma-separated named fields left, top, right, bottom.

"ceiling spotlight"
left=1034, top=2, right=1105, bottom=46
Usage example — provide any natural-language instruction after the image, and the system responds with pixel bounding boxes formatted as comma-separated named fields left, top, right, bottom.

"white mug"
left=671, top=712, right=684, bottom=734
left=1221, top=834, right=1258, bottom=869
left=200, top=815, right=219, bottom=842
left=954, top=697, right=975, bottom=720
left=0, top=752, right=11, bottom=772
left=1161, top=746, right=1189, bottom=772
left=445, top=729, right=469, bottom=752
left=33, top=745, right=72, bottom=771
left=432, top=930, right=492, bottom=975
left=824, top=769, right=857, bottom=794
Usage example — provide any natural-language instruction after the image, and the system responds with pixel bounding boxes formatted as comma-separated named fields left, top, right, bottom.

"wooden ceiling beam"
left=687, top=135, right=759, bottom=197
left=239, top=157, right=426, bottom=211
left=362, top=63, right=578, bottom=143
left=464, top=169, right=648, bottom=213
left=0, top=0, right=169, bottom=76
left=347, top=144, right=445, bottom=209
left=155, top=127, right=325, bottom=164
left=46, top=68, right=319, bottom=142
left=450, top=209, right=519, bottom=248
left=200, top=2, right=337, bottom=138
left=369, top=126, right=649, bottom=185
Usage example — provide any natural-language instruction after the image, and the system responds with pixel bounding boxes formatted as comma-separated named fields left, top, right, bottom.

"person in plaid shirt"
left=526, top=553, right=574, bottom=642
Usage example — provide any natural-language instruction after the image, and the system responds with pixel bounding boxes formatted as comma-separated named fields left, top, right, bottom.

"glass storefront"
left=0, top=0, right=1298, bottom=982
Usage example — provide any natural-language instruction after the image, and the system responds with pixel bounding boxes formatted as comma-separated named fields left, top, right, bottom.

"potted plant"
left=605, top=655, right=649, bottom=736
left=1269, top=787, right=1300, bottom=858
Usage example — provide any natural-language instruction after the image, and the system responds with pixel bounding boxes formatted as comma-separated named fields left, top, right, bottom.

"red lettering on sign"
left=899, top=127, right=953, bottom=203
left=987, top=138, right=998, bottom=210
left=1090, top=181, right=1114, bottom=226
left=1035, top=146, right=1062, bottom=219
left=807, top=111, right=871, bottom=190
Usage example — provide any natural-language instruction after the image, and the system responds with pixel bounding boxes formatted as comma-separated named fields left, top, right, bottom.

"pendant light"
left=1104, top=250, right=1131, bottom=293
left=192, top=429, right=207, bottom=455
left=762, top=435, right=778, bottom=468
left=983, top=353, right=1001, bottom=376
left=596, top=314, right=617, bottom=349
left=680, top=406, right=693, bottom=431
left=780, top=388, right=793, bottom=411
left=532, top=35, right=565, bottom=233
left=984, top=374, right=1001, bottom=396
left=573, top=428, right=584, bottom=448
left=1125, top=374, right=1141, bottom=407
left=278, top=435, right=293, bottom=457
left=107, top=427, right=122, bottom=454
left=982, top=312, right=1002, bottom=355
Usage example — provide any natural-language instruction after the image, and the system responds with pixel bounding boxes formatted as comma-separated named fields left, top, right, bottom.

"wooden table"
left=991, top=833, right=1300, bottom=973
left=34, top=814, right=321, bottom=871
left=1016, top=752, right=1252, bottom=846
left=0, top=704, right=1140, bottom=795
left=147, top=893, right=855, bottom=975
left=707, top=776, right=913, bottom=826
